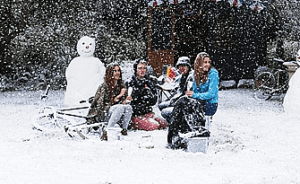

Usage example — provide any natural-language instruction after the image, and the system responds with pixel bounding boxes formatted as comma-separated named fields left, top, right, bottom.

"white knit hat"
left=176, top=56, right=191, bottom=68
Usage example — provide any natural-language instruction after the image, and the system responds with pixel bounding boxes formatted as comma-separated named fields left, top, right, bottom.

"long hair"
left=194, top=52, right=212, bottom=86
left=104, top=62, right=123, bottom=101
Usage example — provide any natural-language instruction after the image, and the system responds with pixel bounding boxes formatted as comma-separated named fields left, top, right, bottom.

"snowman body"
left=283, top=50, right=300, bottom=116
left=64, top=36, right=105, bottom=107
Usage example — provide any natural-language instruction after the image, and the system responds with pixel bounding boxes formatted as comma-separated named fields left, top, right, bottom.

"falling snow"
left=1, top=0, right=300, bottom=183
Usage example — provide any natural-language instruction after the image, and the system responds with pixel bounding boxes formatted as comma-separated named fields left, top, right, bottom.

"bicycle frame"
left=39, top=86, right=91, bottom=120
left=254, top=59, right=300, bottom=100
left=270, top=69, right=289, bottom=96
left=33, top=85, right=104, bottom=139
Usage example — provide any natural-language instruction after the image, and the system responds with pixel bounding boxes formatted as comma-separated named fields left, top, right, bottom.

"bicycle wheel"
left=253, top=72, right=276, bottom=100
left=32, top=112, right=75, bottom=133
left=278, top=70, right=290, bottom=93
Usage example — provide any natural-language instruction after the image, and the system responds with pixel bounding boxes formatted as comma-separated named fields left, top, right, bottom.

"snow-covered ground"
left=1, top=89, right=299, bottom=184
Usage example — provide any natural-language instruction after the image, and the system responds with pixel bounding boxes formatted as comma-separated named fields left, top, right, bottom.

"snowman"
left=64, top=36, right=105, bottom=107
left=283, top=50, right=300, bottom=116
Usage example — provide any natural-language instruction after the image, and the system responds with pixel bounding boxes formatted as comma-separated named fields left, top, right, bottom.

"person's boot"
left=121, top=129, right=127, bottom=136
left=101, top=130, right=107, bottom=141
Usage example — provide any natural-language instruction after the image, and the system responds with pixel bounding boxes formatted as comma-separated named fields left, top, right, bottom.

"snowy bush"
left=1, top=0, right=147, bottom=91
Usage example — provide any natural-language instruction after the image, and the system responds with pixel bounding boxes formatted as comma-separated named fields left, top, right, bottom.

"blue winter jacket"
left=191, top=68, right=219, bottom=104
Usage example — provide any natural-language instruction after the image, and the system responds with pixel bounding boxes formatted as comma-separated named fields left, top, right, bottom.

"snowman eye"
left=82, top=42, right=85, bottom=45
left=90, top=43, right=92, bottom=45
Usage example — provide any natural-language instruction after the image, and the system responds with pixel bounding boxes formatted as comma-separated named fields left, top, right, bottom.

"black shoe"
left=101, top=131, right=107, bottom=141
left=172, top=134, right=184, bottom=149
left=121, top=129, right=127, bottom=136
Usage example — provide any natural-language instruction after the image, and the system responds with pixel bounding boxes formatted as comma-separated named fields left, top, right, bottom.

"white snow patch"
left=0, top=89, right=300, bottom=184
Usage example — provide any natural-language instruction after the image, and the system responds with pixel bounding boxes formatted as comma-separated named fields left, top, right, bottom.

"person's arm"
left=185, top=73, right=195, bottom=97
left=114, top=81, right=127, bottom=103
left=114, top=88, right=126, bottom=103
left=127, top=78, right=140, bottom=102
left=119, top=82, right=127, bottom=102
left=193, top=70, right=219, bottom=100
left=90, top=84, right=104, bottom=108
left=87, top=84, right=110, bottom=120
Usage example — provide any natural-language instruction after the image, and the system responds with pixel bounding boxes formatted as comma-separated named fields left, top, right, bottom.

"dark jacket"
left=126, top=75, right=157, bottom=116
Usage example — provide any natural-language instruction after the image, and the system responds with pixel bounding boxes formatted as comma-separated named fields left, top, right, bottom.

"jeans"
left=161, top=107, right=173, bottom=123
left=158, top=100, right=171, bottom=110
left=206, top=102, right=218, bottom=116
left=104, top=104, right=133, bottom=129
left=158, top=101, right=173, bottom=123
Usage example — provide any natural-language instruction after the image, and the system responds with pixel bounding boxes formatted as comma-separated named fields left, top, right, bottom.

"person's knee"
left=161, top=109, right=168, bottom=119
left=126, top=104, right=133, bottom=111
left=123, top=104, right=133, bottom=113
left=161, top=107, right=172, bottom=120
left=158, top=101, right=170, bottom=110
left=176, top=96, right=188, bottom=105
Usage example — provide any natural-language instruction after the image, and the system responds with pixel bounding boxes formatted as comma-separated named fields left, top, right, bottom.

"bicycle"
left=32, top=85, right=105, bottom=139
left=253, top=58, right=300, bottom=100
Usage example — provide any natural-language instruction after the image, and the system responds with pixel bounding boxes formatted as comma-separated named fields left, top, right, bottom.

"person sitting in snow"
left=167, top=52, right=219, bottom=148
left=158, top=56, right=192, bottom=123
left=86, top=63, right=132, bottom=141
left=125, top=59, right=168, bottom=131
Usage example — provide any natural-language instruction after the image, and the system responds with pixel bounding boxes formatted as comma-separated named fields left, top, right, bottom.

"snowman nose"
left=86, top=46, right=89, bottom=49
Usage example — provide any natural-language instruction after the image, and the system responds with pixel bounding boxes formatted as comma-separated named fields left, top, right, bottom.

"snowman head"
left=77, top=36, right=95, bottom=57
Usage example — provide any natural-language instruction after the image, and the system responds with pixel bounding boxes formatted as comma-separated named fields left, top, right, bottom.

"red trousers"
left=132, top=112, right=168, bottom=131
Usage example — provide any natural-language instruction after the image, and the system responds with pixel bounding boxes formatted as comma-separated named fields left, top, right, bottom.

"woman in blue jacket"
left=167, top=52, right=219, bottom=148
left=186, top=52, right=219, bottom=117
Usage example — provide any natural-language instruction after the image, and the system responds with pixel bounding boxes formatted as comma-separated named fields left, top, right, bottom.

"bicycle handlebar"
left=40, top=84, right=50, bottom=100
left=273, top=58, right=284, bottom=63
left=292, top=61, right=300, bottom=67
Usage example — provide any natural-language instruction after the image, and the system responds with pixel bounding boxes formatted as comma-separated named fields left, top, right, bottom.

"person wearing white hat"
left=167, top=52, right=219, bottom=148
left=158, top=56, right=192, bottom=123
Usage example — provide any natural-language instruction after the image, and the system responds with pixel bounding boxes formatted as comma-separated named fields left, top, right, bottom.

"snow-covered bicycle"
left=253, top=58, right=300, bottom=100
left=32, top=85, right=105, bottom=139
